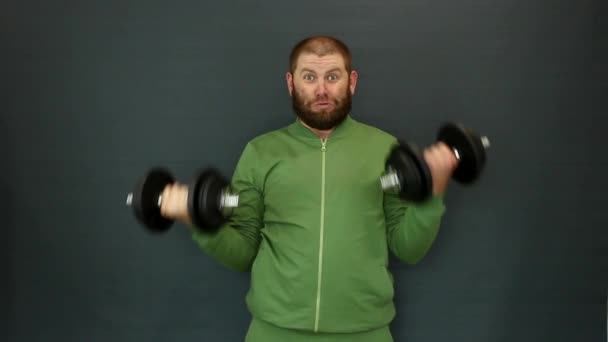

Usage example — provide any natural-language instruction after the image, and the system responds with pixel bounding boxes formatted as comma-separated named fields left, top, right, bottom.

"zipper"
left=314, top=138, right=327, bottom=332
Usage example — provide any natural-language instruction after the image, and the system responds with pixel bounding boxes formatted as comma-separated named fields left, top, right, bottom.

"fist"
left=160, top=183, right=192, bottom=225
left=423, top=142, right=458, bottom=196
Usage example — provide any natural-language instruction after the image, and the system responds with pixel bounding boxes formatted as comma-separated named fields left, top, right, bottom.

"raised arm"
left=190, top=143, right=265, bottom=272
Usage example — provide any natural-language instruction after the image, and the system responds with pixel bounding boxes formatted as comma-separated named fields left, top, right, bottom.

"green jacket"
left=192, top=116, right=446, bottom=333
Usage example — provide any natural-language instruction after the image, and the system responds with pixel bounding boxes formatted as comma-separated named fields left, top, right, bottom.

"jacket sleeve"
left=190, top=143, right=264, bottom=272
left=384, top=191, right=446, bottom=264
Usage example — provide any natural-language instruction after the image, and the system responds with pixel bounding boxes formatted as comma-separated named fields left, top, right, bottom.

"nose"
left=315, top=79, right=328, bottom=98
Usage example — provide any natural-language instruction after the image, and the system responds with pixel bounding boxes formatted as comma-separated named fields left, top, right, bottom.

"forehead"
left=294, top=53, right=346, bottom=72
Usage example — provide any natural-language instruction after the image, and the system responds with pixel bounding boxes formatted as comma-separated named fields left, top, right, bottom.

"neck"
left=299, top=120, right=335, bottom=140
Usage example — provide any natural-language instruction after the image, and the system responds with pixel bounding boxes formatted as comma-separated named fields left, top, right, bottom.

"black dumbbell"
left=380, top=122, right=490, bottom=202
left=125, top=167, right=239, bottom=233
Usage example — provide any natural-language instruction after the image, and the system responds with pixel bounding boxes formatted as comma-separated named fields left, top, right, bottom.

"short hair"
left=289, top=35, right=352, bottom=73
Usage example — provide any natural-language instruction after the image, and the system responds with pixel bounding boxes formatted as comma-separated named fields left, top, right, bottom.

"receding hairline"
left=289, top=36, right=352, bottom=73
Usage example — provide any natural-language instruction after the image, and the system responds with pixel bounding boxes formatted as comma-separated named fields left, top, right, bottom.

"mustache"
left=308, top=97, right=338, bottom=104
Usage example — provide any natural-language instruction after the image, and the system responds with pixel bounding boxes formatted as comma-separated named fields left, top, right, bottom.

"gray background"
left=3, top=0, right=607, bottom=341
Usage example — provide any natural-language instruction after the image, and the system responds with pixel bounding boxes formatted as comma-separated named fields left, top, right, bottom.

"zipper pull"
left=321, top=139, right=327, bottom=152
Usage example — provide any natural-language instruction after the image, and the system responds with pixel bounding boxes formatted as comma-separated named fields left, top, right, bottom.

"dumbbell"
left=125, top=167, right=239, bottom=233
left=380, top=122, right=490, bottom=202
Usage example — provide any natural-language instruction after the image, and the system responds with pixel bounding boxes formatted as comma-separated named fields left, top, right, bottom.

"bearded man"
left=160, top=35, right=457, bottom=342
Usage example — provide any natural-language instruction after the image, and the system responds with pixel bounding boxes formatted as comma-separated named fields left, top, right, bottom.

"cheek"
left=295, top=87, right=315, bottom=101
left=330, top=84, right=349, bottom=99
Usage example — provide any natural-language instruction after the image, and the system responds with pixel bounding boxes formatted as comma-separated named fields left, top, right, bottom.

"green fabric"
left=245, top=317, right=393, bottom=342
left=192, top=116, right=446, bottom=334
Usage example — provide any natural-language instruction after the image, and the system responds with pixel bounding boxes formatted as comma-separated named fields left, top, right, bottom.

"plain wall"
left=3, top=0, right=607, bottom=341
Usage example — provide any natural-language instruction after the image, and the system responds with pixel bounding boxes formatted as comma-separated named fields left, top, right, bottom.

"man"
left=161, top=36, right=457, bottom=341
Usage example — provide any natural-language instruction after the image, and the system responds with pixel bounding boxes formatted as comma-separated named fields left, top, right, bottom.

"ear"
left=286, top=72, right=294, bottom=96
left=349, top=70, right=359, bottom=95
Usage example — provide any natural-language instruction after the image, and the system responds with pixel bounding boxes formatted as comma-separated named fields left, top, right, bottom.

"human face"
left=286, top=53, right=358, bottom=131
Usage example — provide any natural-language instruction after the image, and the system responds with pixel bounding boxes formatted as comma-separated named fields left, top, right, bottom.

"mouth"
left=312, top=101, right=333, bottom=109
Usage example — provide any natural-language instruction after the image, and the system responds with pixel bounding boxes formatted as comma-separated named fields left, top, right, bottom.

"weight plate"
left=437, top=123, right=486, bottom=184
left=132, top=168, right=174, bottom=232
left=386, top=141, right=433, bottom=202
left=198, top=169, right=228, bottom=231
left=188, top=170, right=205, bottom=230
left=189, top=168, right=228, bottom=232
left=405, top=142, right=434, bottom=200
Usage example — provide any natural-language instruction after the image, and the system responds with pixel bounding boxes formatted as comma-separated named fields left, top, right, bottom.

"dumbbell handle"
left=125, top=192, right=163, bottom=207
left=220, top=190, right=240, bottom=208
left=125, top=193, right=134, bottom=206
left=124, top=191, right=239, bottom=209
left=449, top=135, right=491, bottom=161
left=481, top=136, right=491, bottom=148
left=380, top=167, right=400, bottom=191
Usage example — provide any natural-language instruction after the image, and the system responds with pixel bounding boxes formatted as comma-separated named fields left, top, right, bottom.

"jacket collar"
left=287, top=115, right=357, bottom=140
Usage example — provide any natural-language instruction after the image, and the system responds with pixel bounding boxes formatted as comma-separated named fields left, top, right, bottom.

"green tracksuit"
left=192, top=116, right=446, bottom=341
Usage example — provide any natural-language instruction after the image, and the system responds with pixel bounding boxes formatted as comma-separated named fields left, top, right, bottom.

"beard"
left=292, top=87, right=352, bottom=131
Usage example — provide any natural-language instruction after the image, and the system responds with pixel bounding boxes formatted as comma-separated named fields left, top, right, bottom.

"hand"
left=423, top=142, right=458, bottom=196
left=160, top=183, right=192, bottom=225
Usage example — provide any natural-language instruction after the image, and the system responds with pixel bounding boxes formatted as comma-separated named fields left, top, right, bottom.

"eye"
left=303, top=73, right=315, bottom=81
left=327, top=74, right=339, bottom=81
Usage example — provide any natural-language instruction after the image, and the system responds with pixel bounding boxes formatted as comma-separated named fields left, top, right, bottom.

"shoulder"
left=237, top=122, right=294, bottom=158
left=351, top=118, right=398, bottom=144
left=245, top=124, right=291, bottom=147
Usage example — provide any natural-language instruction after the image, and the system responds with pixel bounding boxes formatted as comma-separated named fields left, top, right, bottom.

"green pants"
left=245, top=317, right=393, bottom=342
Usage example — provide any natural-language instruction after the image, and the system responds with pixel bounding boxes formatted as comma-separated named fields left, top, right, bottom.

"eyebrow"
left=299, top=67, right=343, bottom=75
